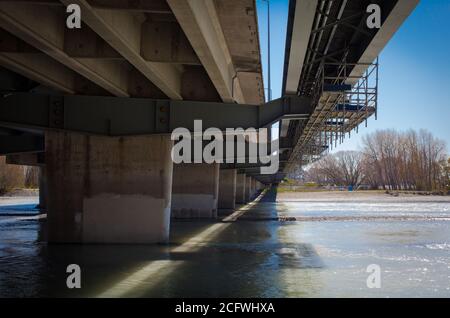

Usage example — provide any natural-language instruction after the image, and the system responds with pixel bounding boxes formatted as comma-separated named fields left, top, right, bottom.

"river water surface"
left=1, top=191, right=450, bottom=298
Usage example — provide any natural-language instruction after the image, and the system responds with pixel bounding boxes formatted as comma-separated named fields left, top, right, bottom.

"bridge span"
left=0, top=0, right=418, bottom=243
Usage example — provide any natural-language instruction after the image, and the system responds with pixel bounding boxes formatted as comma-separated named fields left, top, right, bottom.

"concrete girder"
left=140, top=21, right=200, bottom=65
left=283, top=0, right=318, bottom=95
left=0, top=52, right=76, bottom=94
left=167, top=0, right=245, bottom=104
left=0, top=30, right=108, bottom=95
left=88, top=0, right=172, bottom=14
left=63, top=20, right=201, bottom=66
left=60, top=0, right=183, bottom=100
left=280, top=0, right=317, bottom=138
left=346, top=0, right=420, bottom=85
left=2, top=0, right=173, bottom=14
left=0, top=2, right=130, bottom=96
left=214, top=0, right=265, bottom=105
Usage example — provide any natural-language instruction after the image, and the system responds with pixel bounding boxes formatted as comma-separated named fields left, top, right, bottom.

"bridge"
left=0, top=0, right=418, bottom=243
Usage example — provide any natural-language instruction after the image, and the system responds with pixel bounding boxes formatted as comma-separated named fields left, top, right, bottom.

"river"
left=0, top=191, right=449, bottom=297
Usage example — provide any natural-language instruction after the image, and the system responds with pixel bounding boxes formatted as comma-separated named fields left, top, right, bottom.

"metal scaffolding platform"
left=288, top=59, right=378, bottom=166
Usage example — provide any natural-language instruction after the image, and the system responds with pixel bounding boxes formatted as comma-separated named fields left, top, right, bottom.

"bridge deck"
left=0, top=0, right=264, bottom=104
left=281, top=0, right=419, bottom=176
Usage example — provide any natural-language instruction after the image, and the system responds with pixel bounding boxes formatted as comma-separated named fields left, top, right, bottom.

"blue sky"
left=256, top=0, right=450, bottom=152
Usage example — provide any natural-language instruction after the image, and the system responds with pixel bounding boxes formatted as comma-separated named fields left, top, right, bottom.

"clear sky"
left=256, top=0, right=450, bottom=152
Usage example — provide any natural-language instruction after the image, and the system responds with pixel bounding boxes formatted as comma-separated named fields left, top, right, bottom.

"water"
left=1, top=192, right=450, bottom=298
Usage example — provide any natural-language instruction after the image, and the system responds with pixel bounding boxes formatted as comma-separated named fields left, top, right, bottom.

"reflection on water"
left=0, top=192, right=450, bottom=297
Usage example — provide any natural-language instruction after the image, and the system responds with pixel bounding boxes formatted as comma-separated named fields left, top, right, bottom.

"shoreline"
left=0, top=188, right=39, bottom=197
left=276, top=190, right=450, bottom=202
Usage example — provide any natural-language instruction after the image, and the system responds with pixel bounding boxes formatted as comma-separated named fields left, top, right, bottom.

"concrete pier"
left=236, top=173, right=247, bottom=204
left=251, top=178, right=256, bottom=198
left=245, top=176, right=252, bottom=202
left=45, top=131, right=173, bottom=244
left=218, top=169, right=237, bottom=210
left=38, top=167, right=47, bottom=211
left=171, top=163, right=220, bottom=219
left=257, top=181, right=264, bottom=191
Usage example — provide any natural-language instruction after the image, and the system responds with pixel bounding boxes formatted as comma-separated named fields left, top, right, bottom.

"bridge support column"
left=235, top=173, right=246, bottom=204
left=45, top=131, right=173, bottom=244
left=38, top=167, right=47, bottom=212
left=258, top=181, right=264, bottom=191
left=218, top=169, right=237, bottom=211
left=171, top=163, right=220, bottom=219
left=251, top=178, right=256, bottom=197
left=245, top=176, right=252, bottom=202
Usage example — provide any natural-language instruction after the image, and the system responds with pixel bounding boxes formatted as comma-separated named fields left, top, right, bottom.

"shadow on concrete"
left=258, top=186, right=278, bottom=202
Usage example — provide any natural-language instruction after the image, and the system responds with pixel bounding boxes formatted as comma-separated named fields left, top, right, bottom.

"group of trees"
left=305, top=129, right=450, bottom=191
left=0, top=157, right=39, bottom=194
left=306, top=151, right=364, bottom=188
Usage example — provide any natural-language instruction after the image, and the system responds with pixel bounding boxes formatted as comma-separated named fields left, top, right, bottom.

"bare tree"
left=306, top=151, right=364, bottom=188
left=305, top=129, right=448, bottom=192
left=0, top=157, right=25, bottom=194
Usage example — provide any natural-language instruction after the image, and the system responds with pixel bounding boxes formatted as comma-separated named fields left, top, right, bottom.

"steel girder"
left=0, top=93, right=311, bottom=136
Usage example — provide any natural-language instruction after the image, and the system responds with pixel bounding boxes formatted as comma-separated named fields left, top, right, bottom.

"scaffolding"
left=289, top=59, right=379, bottom=165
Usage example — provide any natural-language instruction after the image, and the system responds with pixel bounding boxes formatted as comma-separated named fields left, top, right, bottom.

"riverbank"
left=277, top=190, right=450, bottom=203
left=0, top=188, right=38, bottom=197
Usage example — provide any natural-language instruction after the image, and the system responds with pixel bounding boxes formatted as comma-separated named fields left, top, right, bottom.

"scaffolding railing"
left=289, top=59, right=379, bottom=165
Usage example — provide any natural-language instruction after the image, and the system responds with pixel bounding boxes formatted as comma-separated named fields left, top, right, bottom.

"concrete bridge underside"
left=0, top=0, right=418, bottom=243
